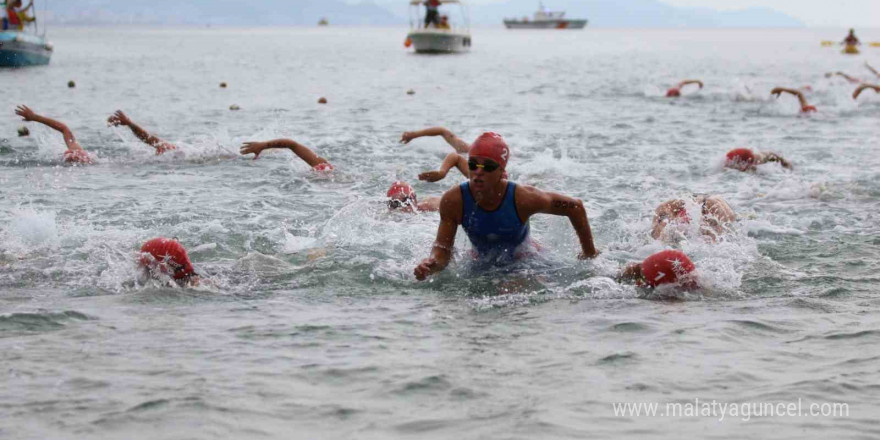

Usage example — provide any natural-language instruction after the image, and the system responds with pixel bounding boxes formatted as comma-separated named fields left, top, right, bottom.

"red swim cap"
left=313, top=162, right=334, bottom=172
left=469, top=132, right=510, bottom=169
left=387, top=181, right=416, bottom=200
left=139, top=238, right=195, bottom=280
left=725, top=148, right=756, bottom=171
left=640, top=250, right=696, bottom=288
left=666, top=88, right=681, bottom=97
left=63, top=149, right=92, bottom=164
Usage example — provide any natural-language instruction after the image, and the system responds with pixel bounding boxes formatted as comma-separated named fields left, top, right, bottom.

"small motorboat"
left=504, top=2, right=587, bottom=30
left=405, top=0, right=471, bottom=54
left=0, top=31, right=52, bottom=66
left=1, top=0, right=52, bottom=67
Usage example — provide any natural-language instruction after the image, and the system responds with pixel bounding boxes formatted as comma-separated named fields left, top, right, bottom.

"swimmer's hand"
left=14, top=105, right=36, bottom=121
left=107, top=110, right=132, bottom=127
left=400, top=131, right=417, bottom=144
left=418, top=170, right=447, bottom=182
left=414, top=257, right=439, bottom=281
left=240, top=141, right=268, bottom=159
left=578, top=249, right=600, bottom=260
left=770, top=87, right=783, bottom=98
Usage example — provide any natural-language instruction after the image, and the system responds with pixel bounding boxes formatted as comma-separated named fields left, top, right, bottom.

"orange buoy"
left=404, top=37, right=412, bottom=48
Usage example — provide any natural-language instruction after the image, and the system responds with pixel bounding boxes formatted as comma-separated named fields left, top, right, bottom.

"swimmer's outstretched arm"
left=108, top=110, right=177, bottom=154
left=400, top=127, right=469, bottom=154
left=757, top=152, right=793, bottom=170
left=415, top=188, right=460, bottom=280
left=239, top=138, right=328, bottom=167
left=866, top=62, right=880, bottom=79
left=770, top=87, right=812, bottom=111
left=418, top=152, right=469, bottom=182
left=518, top=186, right=598, bottom=259
left=678, top=79, right=704, bottom=89
left=15, top=105, right=83, bottom=151
left=853, top=84, right=880, bottom=100
left=617, top=263, right=643, bottom=284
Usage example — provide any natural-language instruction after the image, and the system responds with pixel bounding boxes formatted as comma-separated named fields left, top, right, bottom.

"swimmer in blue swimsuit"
left=414, top=132, right=599, bottom=281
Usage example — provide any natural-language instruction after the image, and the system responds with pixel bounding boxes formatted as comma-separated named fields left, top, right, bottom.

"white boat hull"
left=503, top=19, right=587, bottom=29
left=407, top=31, right=471, bottom=54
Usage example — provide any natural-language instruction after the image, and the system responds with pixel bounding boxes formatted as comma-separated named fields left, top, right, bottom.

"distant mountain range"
left=42, top=0, right=804, bottom=28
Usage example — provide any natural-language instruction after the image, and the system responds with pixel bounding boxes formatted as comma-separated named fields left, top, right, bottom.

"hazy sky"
left=369, top=0, right=880, bottom=27
left=658, top=0, right=880, bottom=27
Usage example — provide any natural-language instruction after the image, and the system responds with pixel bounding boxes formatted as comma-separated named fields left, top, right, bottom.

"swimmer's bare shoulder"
left=438, top=184, right=464, bottom=223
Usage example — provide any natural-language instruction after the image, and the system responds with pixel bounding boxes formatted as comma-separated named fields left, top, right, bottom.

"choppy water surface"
left=2, top=27, right=880, bottom=439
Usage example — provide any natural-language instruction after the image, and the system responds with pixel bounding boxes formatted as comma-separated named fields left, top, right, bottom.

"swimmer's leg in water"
left=239, top=138, right=331, bottom=169
left=108, top=110, right=178, bottom=155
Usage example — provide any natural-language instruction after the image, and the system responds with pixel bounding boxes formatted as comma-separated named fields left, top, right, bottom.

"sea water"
left=1, top=26, right=880, bottom=439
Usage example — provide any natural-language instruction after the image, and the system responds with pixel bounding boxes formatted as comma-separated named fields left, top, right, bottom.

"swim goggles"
left=468, top=159, right=500, bottom=173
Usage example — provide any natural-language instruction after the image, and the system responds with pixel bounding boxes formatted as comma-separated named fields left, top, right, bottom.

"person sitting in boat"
left=239, top=138, right=334, bottom=172
left=770, top=87, right=816, bottom=113
left=5, top=0, right=35, bottom=31
left=15, top=105, right=93, bottom=165
left=437, top=15, right=451, bottom=29
left=842, top=29, right=860, bottom=47
left=107, top=110, right=178, bottom=155
left=666, top=79, right=703, bottom=98
left=423, top=0, right=440, bottom=28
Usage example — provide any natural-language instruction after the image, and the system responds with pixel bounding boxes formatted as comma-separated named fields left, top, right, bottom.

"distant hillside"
left=41, top=0, right=803, bottom=28
left=44, top=0, right=402, bottom=26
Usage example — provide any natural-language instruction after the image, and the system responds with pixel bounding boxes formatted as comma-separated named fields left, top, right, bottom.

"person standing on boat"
left=413, top=132, right=599, bottom=281
left=15, top=105, right=93, bottom=165
left=5, top=0, right=34, bottom=31
left=423, top=0, right=440, bottom=28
